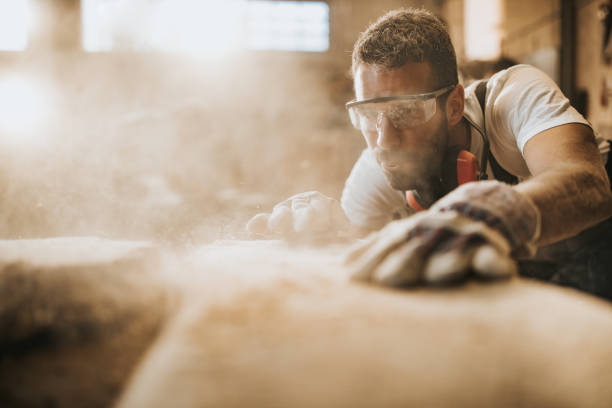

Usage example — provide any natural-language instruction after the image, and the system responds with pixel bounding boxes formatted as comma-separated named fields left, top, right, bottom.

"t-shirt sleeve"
left=341, top=149, right=411, bottom=230
left=488, top=65, right=591, bottom=155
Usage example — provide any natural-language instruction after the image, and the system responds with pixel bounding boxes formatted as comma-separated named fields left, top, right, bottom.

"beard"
left=374, top=117, right=449, bottom=195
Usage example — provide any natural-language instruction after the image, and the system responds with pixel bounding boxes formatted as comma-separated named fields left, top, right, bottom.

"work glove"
left=346, top=180, right=541, bottom=286
left=246, top=191, right=351, bottom=239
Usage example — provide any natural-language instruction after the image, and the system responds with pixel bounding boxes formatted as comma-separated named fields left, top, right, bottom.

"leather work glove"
left=346, top=181, right=541, bottom=286
left=246, top=191, right=351, bottom=239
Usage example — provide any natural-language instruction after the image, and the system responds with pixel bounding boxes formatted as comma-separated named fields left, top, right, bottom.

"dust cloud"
left=0, top=1, right=361, bottom=245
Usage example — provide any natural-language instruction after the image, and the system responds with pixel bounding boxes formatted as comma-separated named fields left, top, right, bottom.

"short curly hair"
left=351, top=8, right=458, bottom=89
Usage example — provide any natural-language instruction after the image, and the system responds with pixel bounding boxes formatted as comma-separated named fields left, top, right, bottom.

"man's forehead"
left=354, top=62, right=436, bottom=99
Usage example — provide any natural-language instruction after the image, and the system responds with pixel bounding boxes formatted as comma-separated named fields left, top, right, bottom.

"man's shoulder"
left=492, top=63, right=542, bottom=77
left=463, top=64, right=581, bottom=178
left=464, top=64, right=549, bottom=94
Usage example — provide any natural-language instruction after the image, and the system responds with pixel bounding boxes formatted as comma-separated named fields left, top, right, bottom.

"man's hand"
left=246, top=191, right=351, bottom=238
left=346, top=181, right=541, bottom=286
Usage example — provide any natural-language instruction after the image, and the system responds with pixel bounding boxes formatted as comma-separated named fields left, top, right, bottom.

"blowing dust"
left=0, top=9, right=359, bottom=245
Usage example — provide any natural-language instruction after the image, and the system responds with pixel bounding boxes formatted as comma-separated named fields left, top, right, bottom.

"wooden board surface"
left=0, top=236, right=155, bottom=268
left=119, top=240, right=612, bottom=408
left=0, top=237, right=170, bottom=408
left=2, top=237, right=612, bottom=408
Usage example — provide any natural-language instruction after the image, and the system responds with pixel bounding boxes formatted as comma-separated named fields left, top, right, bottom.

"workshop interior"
left=1, top=1, right=612, bottom=407
left=0, top=0, right=610, bottom=242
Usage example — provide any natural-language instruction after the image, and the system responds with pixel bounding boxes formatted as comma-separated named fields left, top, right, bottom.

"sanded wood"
left=0, top=236, right=155, bottom=268
left=2, top=238, right=611, bottom=407
left=117, top=240, right=612, bottom=408
left=0, top=237, right=171, bottom=408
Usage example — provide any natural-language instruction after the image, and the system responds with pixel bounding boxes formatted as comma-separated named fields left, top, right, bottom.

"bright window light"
left=464, top=0, right=501, bottom=60
left=0, top=74, right=54, bottom=146
left=0, top=0, right=30, bottom=51
left=81, top=0, right=329, bottom=54
left=82, top=0, right=245, bottom=55
left=246, top=1, right=329, bottom=52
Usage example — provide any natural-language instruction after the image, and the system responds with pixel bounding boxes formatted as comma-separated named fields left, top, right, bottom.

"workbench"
left=1, top=237, right=611, bottom=407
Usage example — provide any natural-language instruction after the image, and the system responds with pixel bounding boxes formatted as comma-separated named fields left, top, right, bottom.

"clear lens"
left=348, top=97, right=437, bottom=133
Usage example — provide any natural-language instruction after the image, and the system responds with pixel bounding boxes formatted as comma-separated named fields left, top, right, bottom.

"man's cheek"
left=397, top=128, right=439, bottom=149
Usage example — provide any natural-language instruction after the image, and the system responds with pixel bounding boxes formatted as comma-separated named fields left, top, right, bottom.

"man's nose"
left=376, top=113, right=401, bottom=149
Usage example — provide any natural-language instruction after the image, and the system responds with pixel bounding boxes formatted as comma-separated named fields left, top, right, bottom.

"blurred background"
left=0, top=0, right=610, bottom=243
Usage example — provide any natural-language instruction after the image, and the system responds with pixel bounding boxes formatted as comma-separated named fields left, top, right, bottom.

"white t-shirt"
left=341, top=64, right=609, bottom=230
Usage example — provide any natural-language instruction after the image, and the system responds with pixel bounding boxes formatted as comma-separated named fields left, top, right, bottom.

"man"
left=248, top=8, right=612, bottom=297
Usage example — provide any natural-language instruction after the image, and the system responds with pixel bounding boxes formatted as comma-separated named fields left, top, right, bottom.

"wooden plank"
left=118, top=240, right=612, bottom=408
left=2, top=238, right=612, bottom=407
left=0, top=237, right=170, bottom=408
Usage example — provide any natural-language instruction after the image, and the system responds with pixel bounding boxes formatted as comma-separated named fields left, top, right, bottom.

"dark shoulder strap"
left=475, top=80, right=519, bottom=185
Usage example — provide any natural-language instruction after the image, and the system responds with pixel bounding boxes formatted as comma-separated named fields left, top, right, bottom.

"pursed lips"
left=380, top=161, right=400, bottom=171
left=376, top=148, right=429, bottom=171
left=376, top=153, right=407, bottom=171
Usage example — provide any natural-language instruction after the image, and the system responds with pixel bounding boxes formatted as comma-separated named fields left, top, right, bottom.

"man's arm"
left=345, top=124, right=611, bottom=287
left=515, top=123, right=612, bottom=246
left=346, top=66, right=612, bottom=287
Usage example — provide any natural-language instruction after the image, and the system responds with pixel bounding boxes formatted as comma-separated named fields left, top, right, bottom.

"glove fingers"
left=422, top=233, right=483, bottom=284
left=246, top=213, right=271, bottom=235
left=292, top=207, right=317, bottom=233
left=343, top=233, right=379, bottom=266
left=291, top=195, right=336, bottom=234
left=423, top=252, right=471, bottom=284
left=345, top=218, right=418, bottom=267
left=472, top=244, right=517, bottom=279
left=308, top=196, right=331, bottom=214
left=371, top=231, right=440, bottom=286
left=308, top=197, right=335, bottom=233
left=348, top=235, right=404, bottom=281
left=291, top=195, right=311, bottom=212
left=348, top=223, right=422, bottom=281
left=359, top=227, right=451, bottom=285
left=267, top=204, right=293, bottom=234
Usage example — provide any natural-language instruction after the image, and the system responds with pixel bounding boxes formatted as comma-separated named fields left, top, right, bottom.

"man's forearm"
left=515, top=164, right=612, bottom=246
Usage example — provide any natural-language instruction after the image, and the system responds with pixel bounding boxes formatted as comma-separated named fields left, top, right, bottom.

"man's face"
left=353, top=62, right=450, bottom=192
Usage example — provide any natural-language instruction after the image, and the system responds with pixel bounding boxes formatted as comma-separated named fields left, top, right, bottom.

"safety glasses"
left=346, top=84, right=456, bottom=132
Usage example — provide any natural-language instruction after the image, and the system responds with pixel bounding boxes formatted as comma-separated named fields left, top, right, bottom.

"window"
left=81, top=0, right=329, bottom=54
left=0, top=0, right=30, bottom=51
left=464, top=0, right=502, bottom=60
left=246, top=1, right=329, bottom=52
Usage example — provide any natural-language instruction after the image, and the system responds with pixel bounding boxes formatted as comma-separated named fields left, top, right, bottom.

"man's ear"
left=445, top=84, right=465, bottom=128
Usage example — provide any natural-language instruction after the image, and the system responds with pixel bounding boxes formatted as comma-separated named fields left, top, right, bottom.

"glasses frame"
left=345, top=84, right=457, bottom=109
